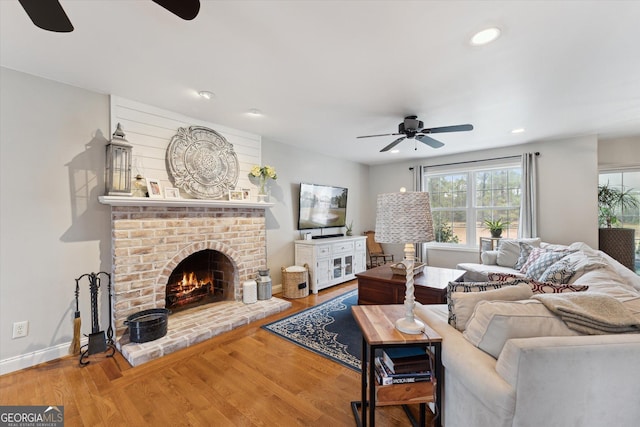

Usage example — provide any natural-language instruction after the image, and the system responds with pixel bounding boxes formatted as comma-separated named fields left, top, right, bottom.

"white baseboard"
left=0, top=337, right=87, bottom=375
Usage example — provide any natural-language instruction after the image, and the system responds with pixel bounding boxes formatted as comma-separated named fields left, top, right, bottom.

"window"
left=425, top=163, right=521, bottom=247
left=599, top=169, right=640, bottom=270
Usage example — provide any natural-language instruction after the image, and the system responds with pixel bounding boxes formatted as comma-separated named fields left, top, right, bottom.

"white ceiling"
left=1, top=1, right=640, bottom=165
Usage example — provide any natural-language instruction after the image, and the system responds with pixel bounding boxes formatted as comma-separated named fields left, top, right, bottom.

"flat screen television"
left=298, top=182, right=348, bottom=230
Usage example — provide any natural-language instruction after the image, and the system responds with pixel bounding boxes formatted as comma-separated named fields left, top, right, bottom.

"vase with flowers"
left=249, top=165, right=277, bottom=202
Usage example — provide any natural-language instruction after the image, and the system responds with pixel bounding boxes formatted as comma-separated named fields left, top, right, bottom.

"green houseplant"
left=597, top=183, right=639, bottom=271
left=598, top=183, right=639, bottom=228
left=483, top=218, right=510, bottom=238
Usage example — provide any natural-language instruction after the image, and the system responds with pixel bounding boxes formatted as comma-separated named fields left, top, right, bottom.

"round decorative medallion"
left=166, top=126, right=239, bottom=199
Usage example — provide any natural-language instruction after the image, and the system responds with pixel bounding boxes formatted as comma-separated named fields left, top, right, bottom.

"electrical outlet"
left=12, top=321, right=28, bottom=338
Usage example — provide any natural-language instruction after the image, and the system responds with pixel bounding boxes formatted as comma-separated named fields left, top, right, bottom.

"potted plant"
left=483, top=218, right=510, bottom=238
left=345, top=221, right=353, bottom=236
left=598, top=183, right=639, bottom=270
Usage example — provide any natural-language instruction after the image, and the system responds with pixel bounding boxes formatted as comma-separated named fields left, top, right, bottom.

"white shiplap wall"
left=109, top=96, right=261, bottom=198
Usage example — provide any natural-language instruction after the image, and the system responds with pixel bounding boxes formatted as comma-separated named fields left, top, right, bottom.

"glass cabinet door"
left=344, top=255, right=353, bottom=276
left=333, top=258, right=343, bottom=279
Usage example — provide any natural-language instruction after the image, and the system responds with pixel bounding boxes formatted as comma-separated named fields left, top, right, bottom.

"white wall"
left=598, top=136, right=640, bottom=170
left=369, top=136, right=601, bottom=268
left=261, top=138, right=370, bottom=287
left=110, top=96, right=262, bottom=195
left=1, top=68, right=111, bottom=373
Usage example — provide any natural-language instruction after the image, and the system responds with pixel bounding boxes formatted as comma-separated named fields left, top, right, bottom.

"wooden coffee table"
left=356, top=264, right=465, bottom=305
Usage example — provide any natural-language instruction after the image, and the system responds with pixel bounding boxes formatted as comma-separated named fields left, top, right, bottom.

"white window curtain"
left=413, top=165, right=426, bottom=263
left=518, top=153, right=538, bottom=238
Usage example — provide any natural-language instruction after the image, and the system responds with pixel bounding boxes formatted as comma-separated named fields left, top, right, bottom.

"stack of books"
left=374, top=346, right=432, bottom=385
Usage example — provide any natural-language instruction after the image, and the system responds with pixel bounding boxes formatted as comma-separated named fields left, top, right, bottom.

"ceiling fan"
left=357, top=115, right=474, bottom=152
left=18, top=0, right=200, bottom=33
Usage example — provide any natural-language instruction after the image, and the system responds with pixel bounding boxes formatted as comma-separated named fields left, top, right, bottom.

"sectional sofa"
left=414, top=241, right=640, bottom=427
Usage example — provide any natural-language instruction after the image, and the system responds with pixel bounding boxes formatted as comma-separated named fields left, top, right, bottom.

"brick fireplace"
left=101, top=198, right=290, bottom=366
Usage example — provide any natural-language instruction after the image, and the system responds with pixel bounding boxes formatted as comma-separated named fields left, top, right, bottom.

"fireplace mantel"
left=98, top=195, right=274, bottom=209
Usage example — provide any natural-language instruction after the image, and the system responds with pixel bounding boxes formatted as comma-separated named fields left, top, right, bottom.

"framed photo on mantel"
left=146, top=178, right=163, bottom=198
left=164, top=187, right=180, bottom=199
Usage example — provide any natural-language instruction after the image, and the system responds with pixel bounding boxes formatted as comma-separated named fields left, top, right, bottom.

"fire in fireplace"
left=165, top=249, right=234, bottom=313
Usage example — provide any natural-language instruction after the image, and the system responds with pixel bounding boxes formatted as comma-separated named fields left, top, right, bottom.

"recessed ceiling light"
left=511, top=128, right=525, bottom=134
left=198, top=90, right=214, bottom=100
left=248, top=108, right=262, bottom=116
left=390, top=149, right=400, bottom=154
left=470, top=27, right=501, bottom=46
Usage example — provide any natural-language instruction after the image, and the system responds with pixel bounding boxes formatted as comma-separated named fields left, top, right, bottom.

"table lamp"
left=375, top=190, right=435, bottom=334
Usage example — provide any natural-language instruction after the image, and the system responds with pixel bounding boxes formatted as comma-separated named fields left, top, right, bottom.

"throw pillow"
left=538, top=258, right=575, bottom=284
left=518, top=247, right=550, bottom=273
left=514, top=243, right=535, bottom=270
left=488, top=272, right=528, bottom=283
left=450, top=283, right=533, bottom=331
left=486, top=273, right=589, bottom=293
left=481, top=250, right=498, bottom=265
left=463, top=299, right=581, bottom=358
left=529, top=281, right=589, bottom=294
left=524, top=251, right=569, bottom=280
left=496, top=240, right=521, bottom=268
left=447, top=281, right=520, bottom=329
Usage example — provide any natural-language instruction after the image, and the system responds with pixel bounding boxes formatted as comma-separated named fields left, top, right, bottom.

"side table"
left=350, top=305, right=443, bottom=427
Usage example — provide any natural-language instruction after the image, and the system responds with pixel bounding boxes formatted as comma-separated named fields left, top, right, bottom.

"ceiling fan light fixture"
left=470, top=27, right=501, bottom=46
left=198, top=90, right=214, bottom=100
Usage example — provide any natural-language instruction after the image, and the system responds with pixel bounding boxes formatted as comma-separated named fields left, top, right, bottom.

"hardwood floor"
left=0, top=281, right=433, bottom=426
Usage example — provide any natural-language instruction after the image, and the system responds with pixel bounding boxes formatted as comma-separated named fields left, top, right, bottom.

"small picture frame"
left=241, top=188, right=251, bottom=201
left=164, top=187, right=180, bottom=199
left=146, top=178, right=163, bottom=198
left=229, top=189, right=244, bottom=201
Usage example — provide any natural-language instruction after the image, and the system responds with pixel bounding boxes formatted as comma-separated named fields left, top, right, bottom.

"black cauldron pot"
left=124, top=308, right=170, bottom=343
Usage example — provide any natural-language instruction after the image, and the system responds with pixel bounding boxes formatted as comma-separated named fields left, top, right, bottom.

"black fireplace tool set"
left=72, top=272, right=115, bottom=366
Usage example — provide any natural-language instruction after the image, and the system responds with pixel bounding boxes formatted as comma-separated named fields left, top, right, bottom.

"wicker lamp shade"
left=375, top=192, right=435, bottom=244
left=374, top=191, right=435, bottom=334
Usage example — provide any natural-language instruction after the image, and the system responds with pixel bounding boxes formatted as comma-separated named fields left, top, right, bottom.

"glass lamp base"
left=395, top=317, right=425, bottom=334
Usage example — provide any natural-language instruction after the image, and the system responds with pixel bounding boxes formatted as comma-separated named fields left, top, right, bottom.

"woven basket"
left=282, top=264, right=309, bottom=299
left=390, top=262, right=425, bottom=276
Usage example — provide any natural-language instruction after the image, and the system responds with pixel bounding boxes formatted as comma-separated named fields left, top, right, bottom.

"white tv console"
left=294, top=236, right=367, bottom=294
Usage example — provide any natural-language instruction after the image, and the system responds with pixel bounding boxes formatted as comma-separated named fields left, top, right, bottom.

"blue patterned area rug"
left=262, top=289, right=361, bottom=372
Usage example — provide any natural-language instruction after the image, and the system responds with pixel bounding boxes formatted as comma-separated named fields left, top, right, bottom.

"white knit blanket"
left=533, top=292, right=640, bottom=335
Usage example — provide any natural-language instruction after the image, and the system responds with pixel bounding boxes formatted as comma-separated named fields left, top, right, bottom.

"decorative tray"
left=390, top=262, right=425, bottom=276
left=166, top=126, right=239, bottom=199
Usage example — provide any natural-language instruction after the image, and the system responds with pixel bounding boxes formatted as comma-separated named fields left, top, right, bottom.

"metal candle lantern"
left=105, top=123, right=133, bottom=196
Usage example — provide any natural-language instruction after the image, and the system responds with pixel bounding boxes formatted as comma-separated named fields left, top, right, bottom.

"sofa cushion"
left=450, top=283, right=533, bottom=331
left=462, top=299, right=580, bottom=358
left=447, top=281, right=521, bottom=329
